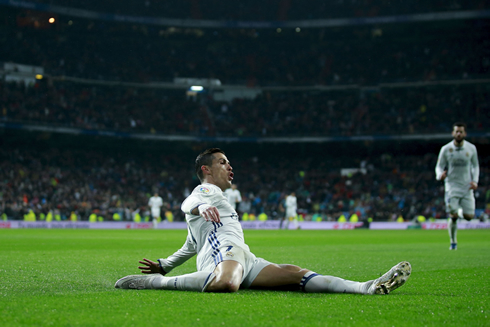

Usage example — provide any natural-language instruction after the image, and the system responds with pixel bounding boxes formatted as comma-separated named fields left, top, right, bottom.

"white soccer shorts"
left=445, top=192, right=475, bottom=216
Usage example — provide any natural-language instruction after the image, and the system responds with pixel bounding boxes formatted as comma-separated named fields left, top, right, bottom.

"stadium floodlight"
left=190, top=86, right=204, bottom=92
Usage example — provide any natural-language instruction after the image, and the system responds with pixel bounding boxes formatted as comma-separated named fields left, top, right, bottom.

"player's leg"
left=250, top=263, right=308, bottom=289
left=206, top=260, right=243, bottom=292
left=154, top=208, right=161, bottom=228
left=250, top=263, right=370, bottom=294
left=115, top=245, right=244, bottom=292
left=115, top=262, right=243, bottom=293
left=285, top=211, right=293, bottom=230
left=292, top=214, right=299, bottom=229
left=460, top=192, right=475, bottom=221
left=115, top=271, right=216, bottom=291
left=447, top=192, right=476, bottom=251
left=446, top=196, right=460, bottom=250
left=125, top=260, right=242, bottom=292
left=250, top=261, right=411, bottom=295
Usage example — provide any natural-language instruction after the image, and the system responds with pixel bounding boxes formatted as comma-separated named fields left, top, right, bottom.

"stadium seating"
left=1, top=138, right=488, bottom=222
left=1, top=81, right=489, bottom=136
left=0, top=3, right=488, bottom=223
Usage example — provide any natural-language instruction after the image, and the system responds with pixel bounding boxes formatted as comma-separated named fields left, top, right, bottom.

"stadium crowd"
left=1, top=144, right=489, bottom=223
left=26, top=0, right=490, bottom=20
left=1, top=8, right=489, bottom=86
left=2, top=80, right=489, bottom=137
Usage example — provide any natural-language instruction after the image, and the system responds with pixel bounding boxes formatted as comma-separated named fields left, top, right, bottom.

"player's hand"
left=440, top=171, right=447, bottom=181
left=198, top=204, right=221, bottom=223
left=138, top=258, right=166, bottom=275
left=469, top=182, right=478, bottom=190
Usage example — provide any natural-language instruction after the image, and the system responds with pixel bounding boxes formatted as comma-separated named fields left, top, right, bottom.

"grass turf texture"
left=1, top=229, right=489, bottom=327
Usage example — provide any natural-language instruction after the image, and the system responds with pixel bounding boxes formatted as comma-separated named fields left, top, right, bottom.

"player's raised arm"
left=197, top=204, right=220, bottom=223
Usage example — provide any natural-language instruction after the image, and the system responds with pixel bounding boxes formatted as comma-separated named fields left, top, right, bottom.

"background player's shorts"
left=286, top=209, right=297, bottom=219
left=445, top=192, right=475, bottom=216
left=151, top=208, right=161, bottom=219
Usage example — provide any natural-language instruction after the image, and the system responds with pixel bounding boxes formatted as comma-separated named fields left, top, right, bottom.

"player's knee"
left=210, top=278, right=240, bottom=293
left=463, top=214, right=474, bottom=221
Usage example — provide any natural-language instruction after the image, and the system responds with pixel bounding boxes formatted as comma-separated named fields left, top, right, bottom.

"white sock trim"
left=300, top=271, right=320, bottom=292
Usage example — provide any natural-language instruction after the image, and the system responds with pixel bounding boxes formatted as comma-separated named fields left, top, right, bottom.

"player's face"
left=452, top=126, right=466, bottom=144
left=208, top=153, right=234, bottom=191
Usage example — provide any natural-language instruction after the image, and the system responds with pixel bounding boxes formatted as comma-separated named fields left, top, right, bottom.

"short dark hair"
left=195, top=148, right=225, bottom=182
left=453, top=122, right=467, bottom=130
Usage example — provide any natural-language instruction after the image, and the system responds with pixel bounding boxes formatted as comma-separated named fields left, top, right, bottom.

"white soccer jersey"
left=159, top=183, right=248, bottom=273
left=148, top=196, right=163, bottom=209
left=224, top=188, right=242, bottom=210
left=435, top=140, right=479, bottom=198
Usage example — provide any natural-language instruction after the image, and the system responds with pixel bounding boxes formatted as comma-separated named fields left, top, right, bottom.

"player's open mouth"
left=229, top=172, right=234, bottom=180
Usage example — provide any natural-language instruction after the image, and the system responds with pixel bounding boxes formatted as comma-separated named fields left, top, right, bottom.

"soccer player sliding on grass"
left=115, top=148, right=411, bottom=294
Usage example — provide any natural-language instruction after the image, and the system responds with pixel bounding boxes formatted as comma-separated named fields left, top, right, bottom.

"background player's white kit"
left=285, top=193, right=299, bottom=229
left=224, top=185, right=242, bottom=210
left=148, top=194, right=164, bottom=228
left=435, top=123, right=479, bottom=250
left=436, top=140, right=479, bottom=201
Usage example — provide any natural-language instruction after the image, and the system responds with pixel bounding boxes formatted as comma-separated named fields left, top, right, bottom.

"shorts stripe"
left=208, top=228, right=222, bottom=267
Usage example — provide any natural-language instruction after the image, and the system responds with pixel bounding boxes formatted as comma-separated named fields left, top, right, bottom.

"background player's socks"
left=301, top=271, right=365, bottom=294
left=153, top=272, right=216, bottom=292
left=448, top=218, right=457, bottom=244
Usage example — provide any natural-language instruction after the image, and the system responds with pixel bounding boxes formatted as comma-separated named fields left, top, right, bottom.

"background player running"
left=435, top=122, right=480, bottom=250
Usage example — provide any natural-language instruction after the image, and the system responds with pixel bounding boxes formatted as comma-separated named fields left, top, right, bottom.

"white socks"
left=301, top=271, right=368, bottom=294
left=152, top=272, right=216, bottom=292
left=448, top=218, right=457, bottom=244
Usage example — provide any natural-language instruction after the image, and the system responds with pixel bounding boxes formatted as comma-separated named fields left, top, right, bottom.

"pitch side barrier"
left=2, top=220, right=490, bottom=230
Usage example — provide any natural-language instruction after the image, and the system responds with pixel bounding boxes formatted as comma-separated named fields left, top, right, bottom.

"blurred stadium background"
left=0, top=0, right=489, bottom=225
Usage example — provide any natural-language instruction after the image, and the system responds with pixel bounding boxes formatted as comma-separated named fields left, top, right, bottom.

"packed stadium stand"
left=2, top=81, right=489, bottom=136
left=1, top=1, right=489, bottom=223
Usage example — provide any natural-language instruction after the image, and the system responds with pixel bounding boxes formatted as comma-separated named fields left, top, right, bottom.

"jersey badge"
left=226, top=251, right=234, bottom=257
left=199, top=187, right=210, bottom=193
left=466, top=152, right=469, bottom=157
left=449, top=148, right=453, bottom=153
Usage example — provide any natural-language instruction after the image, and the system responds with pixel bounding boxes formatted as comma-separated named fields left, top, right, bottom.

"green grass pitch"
left=1, top=228, right=489, bottom=326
